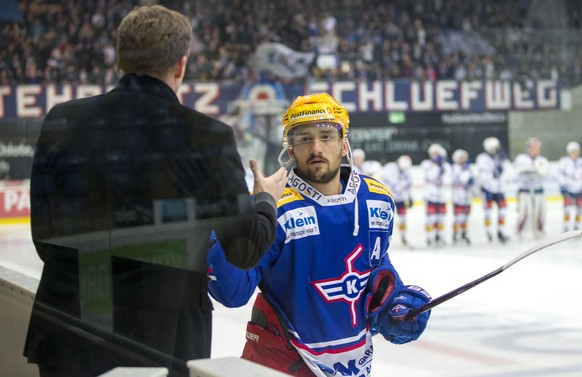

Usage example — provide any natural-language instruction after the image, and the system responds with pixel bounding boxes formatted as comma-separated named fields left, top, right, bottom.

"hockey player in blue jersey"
left=207, top=93, right=431, bottom=377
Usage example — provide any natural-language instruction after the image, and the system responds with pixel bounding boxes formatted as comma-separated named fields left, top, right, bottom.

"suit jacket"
left=24, top=74, right=277, bottom=376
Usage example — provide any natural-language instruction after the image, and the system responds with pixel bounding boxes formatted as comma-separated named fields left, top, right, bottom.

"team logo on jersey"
left=278, top=206, right=320, bottom=243
left=367, top=200, right=393, bottom=229
left=311, top=244, right=370, bottom=327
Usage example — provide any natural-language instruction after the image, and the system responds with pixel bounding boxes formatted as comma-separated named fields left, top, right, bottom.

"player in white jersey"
left=378, top=155, right=414, bottom=246
left=451, top=149, right=474, bottom=244
left=352, top=148, right=366, bottom=174
left=513, top=137, right=550, bottom=238
left=207, top=93, right=431, bottom=377
left=352, top=150, right=382, bottom=179
left=557, top=141, right=582, bottom=231
left=475, top=137, right=510, bottom=242
left=361, top=159, right=383, bottom=179
left=420, top=143, right=452, bottom=246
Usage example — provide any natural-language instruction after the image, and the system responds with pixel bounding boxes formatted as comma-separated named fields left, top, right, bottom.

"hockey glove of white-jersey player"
left=373, top=285, right=431, bottom=345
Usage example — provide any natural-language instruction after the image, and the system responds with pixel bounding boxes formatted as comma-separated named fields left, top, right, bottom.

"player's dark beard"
left=295, top=154, right=341, bottom=184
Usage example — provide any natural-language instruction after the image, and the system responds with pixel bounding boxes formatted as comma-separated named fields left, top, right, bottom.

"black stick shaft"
left=403, top=267, right=502, bottom=320
left=402, top=230, right=582, bottom=321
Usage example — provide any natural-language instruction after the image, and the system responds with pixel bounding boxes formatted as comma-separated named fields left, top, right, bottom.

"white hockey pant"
left=517, top=192, right=545, bottom=235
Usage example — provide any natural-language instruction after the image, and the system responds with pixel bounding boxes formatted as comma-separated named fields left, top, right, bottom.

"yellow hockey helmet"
left=282, top=93, right=350, bottom=147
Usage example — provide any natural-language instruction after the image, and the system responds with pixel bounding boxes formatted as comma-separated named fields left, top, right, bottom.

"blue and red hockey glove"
left=371, top=285, right=431, bottom=345
left=365, top=264, right=403, bottom=317
left=366, top=264, right=404, bottom=342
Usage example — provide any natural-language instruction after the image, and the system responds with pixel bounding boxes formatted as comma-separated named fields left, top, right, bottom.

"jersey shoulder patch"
left=278, top=187, right=304, bottom=207
left=363, top=177, right=393, bottom=198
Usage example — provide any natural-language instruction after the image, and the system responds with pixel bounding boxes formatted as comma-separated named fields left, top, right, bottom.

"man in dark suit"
left=23, top=5, right=287, bottom=377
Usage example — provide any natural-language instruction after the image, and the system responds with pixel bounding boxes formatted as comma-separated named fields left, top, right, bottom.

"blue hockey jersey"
left=208, top=166, right=402, bottom=377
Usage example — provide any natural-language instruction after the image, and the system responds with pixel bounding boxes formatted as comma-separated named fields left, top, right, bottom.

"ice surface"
left=2, top=200, right=581, bottom=376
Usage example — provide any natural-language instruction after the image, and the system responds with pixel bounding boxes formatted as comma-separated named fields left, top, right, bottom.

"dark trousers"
left=39, top=364, right=98, bottom=377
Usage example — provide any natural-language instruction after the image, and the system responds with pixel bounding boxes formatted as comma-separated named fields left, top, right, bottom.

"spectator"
left=1, top=0, right=581, bottom=86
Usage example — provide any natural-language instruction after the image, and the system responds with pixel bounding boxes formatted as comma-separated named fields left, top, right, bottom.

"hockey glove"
left=560, top=187, right=569, bottom=197
left=405, top=198, right=413, bottom=209
left=377, top=285, right=431, bottom=345
left=493, top=163, right=503, bottom=178
left=365, top=265, right=403, bottom=317
left=534, top=158, right=548, bottom=177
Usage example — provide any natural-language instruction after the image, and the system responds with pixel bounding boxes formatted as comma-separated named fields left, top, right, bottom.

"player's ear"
left=288, top=147, right=296, bottom=160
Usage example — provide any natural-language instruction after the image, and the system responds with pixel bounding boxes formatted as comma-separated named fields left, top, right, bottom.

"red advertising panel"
left=0, top=181, right=30, bottom=219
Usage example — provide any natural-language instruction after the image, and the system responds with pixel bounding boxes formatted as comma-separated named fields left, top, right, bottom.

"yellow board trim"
left=0, top=217, right=30, bottom=225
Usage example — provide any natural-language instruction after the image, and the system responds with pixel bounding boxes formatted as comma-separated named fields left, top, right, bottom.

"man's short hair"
left=116, top=5, right=192, bottom=77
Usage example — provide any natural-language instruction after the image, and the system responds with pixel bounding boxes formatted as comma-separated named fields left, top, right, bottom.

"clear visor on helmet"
left=287, top=122, right=343, bottom=147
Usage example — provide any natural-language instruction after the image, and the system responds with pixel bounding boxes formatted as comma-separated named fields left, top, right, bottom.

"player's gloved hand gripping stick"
left=366, top=266, right=432, bottom=344
left=404, top=230, right=582, bottom=321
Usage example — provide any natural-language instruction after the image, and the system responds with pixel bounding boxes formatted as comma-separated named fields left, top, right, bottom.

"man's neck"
left=311, top=179, right=342, bottom=196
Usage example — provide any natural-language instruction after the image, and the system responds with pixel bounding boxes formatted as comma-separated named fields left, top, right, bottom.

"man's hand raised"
left=250, top=160, right=287, bottom=200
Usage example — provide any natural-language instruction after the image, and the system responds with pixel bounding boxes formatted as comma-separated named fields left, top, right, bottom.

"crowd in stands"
left=1, top=0, right=582, bottom=87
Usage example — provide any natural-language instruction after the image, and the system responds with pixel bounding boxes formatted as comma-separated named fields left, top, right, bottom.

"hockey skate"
left=453, top=232, right=470, bottom=245
left=497, top=231, right=509, bottom=243
left=534, top=224, right=545, bottom=239
left=435, top=234, right=446, bottom=247
left=461, top=231, right=471, bottom=245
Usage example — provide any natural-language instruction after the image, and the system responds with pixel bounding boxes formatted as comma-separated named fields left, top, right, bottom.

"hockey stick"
left=404, top=229, right=582, bottom=320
